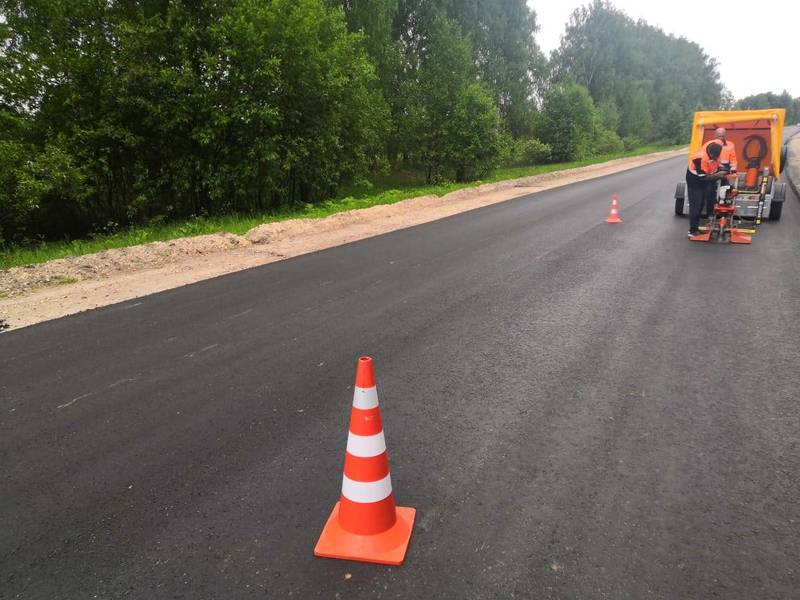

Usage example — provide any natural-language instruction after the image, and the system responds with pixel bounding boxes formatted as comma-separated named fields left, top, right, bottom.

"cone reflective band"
left=314, top=356, right=415, bottom=565
left=605, top=194, right=623, bottom=224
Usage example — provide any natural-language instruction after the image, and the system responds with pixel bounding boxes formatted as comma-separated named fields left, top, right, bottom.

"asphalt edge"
left=784, top=136, right=800, bottom=200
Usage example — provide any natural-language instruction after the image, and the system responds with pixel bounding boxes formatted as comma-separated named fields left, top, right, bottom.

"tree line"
left=735, top=91, right=800, bottom=124
left=0, top=0, right=730, bottom=246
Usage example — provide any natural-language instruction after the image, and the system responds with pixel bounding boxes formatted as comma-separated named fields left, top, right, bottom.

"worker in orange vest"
left=702, top=128, right=737, bottom=214
left=686, top=142, right=727, bottom=237
left=703, top=127, right=738, bottom=172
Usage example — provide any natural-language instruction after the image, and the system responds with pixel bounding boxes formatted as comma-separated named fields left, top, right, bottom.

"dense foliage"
left=735, top=91, right=800, bottom=124
left=550, top=0, right=724, bottom=146
left=2, top=0, right=780, bottom=249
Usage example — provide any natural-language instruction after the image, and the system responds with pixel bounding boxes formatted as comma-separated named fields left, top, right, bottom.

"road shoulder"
left=0, top=149, right=684, bottom=330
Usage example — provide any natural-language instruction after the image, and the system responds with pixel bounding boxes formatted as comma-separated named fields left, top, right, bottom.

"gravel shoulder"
left=0, top=149, right=684, bottom=330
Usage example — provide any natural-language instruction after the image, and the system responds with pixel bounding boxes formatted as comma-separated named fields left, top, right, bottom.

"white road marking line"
left=108, top=377, right=137, bottom=389
left=57, top=392, right=92, bottom=409
left=183, top=343, right=220, bottom=358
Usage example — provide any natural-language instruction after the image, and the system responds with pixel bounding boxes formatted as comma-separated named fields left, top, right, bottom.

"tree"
left=401, top=16, right=501, bottom=183
left=736, top=91, right=800, bottom=123
left=656, top=101, right=690, bottom=144
left=536, top=84, right=599, bottom=162
left=448, top=0, right=546, bottom=137
left=597, top=98, right=621, bottom=133
left=550, top=0, right=724, bottom=141
left=208, top=0, right=390, bottom=205
left=445, top=83, right=503, bottom=181
left=0, top=0, right=390, bottom=243
left=620, top=88, right=653, bottom=139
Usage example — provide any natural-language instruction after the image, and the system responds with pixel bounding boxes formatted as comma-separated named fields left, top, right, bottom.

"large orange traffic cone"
left=604, top=194, right=623, bottom=223
left=314, top=356, right=416, bottom=565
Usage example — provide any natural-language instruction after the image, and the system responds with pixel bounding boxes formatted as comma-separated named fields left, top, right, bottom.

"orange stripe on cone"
left=314, top=356, right=416, bottom=565
left=348, top=406, right=383, bottom=436
left=605, top=194, right=623, bottom=224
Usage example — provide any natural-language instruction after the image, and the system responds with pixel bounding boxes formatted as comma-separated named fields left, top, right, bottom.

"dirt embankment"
left=0, top=148, right=685, bottom=330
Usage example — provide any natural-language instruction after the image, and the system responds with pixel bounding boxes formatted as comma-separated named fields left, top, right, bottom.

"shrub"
left=594, top=128, right=624, bottom=154
left=509, top=138, right=552, bottom=166
left=622, top=136, right=642, bottom=151
left=536, top=84, right=598, bottom=162
left=444, top=82, right=504, bottom=182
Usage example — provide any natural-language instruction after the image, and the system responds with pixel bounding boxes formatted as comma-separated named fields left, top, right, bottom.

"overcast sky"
left=528, top=0, right=800, bottom=100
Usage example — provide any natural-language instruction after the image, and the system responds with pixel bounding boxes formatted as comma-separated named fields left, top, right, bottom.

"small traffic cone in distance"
left=605, top=194, right=623, bottom=224
left=314, top=356, right=416, bottom=565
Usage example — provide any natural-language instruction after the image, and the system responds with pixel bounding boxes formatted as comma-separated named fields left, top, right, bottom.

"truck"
left=675, top=108, right=787, bottom=222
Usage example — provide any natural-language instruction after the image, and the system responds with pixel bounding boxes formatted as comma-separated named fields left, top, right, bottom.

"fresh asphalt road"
left=2, top=151, right=800, bottom=600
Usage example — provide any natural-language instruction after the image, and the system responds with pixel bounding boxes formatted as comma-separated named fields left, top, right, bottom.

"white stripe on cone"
left=352, top=386, right=379, bottom=409
left=341, top=473, right=393, bottom=503
left=346, top=431, right=387, bottom=457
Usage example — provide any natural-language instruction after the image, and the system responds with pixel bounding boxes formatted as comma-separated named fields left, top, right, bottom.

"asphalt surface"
left=2, top=147, right=800, bottom=599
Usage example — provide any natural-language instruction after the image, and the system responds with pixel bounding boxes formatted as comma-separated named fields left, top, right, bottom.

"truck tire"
left=780, top=145, right=787, bottom=174
left=674, top=182, right=686, bottom=215
left=773, top=182, right=786, bottom=201
left=770, top=183, right=786, bottom=221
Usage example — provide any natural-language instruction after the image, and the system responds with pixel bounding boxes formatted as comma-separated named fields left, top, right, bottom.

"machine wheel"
left=674, top=182, right=686, bottom=215
left=780, top=145, right=787, bottom=174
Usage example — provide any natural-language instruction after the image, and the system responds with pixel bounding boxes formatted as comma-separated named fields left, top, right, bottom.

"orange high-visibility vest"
left=688, top=149, right=719, bottom=176
left=703, top=139, right=737, bottom=170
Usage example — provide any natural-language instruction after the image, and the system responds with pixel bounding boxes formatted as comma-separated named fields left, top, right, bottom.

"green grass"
left=0, top=144, right=679, bottom=270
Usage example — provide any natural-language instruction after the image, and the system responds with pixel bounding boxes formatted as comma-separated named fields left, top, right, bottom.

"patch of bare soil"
left=0, top=233, right=248, bottom=299
left=0, top=149, right=685, bottom=330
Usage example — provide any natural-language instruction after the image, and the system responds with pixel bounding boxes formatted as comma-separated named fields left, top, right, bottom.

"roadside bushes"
left=512, top=138, right=552, bottom=166
left=593, top=128, right=624, bottom=154
left=536, top=84, right=598, bottom=161
left=536, top=83, right=608, bottom=162
left=1, top=0, right=704, bottom=249
left=400, top=17, right=504, bottom=183
left=0, top=0, right=390, bottom=245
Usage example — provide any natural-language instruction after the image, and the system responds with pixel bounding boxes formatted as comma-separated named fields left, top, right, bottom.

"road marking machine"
left=674, top=109, right=787, bottom=244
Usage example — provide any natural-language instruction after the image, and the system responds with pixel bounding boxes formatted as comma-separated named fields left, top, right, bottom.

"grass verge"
left=0, top=144, right=679, bottom=270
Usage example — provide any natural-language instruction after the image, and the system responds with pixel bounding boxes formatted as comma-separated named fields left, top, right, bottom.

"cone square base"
left=604, top=215, right=623, bottom=223
left=314, top=502, right=416, bottom=566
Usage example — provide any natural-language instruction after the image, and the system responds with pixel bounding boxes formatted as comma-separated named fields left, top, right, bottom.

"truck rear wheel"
left=674, top=182, right=686, bottom=215
left=769, top=183, right=786, bottom=221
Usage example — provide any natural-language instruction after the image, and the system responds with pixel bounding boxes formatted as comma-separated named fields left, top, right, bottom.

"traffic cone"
left=604, top=194, right=623, bottom=223
left=314, top=356, right=416, bottom=565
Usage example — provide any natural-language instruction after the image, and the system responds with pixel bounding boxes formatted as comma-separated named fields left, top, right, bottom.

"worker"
left=702, top=127, right=737, bottom=214
left=686, top=142, right=726, bottom=237
left=703, top=127, right=738, bottom=172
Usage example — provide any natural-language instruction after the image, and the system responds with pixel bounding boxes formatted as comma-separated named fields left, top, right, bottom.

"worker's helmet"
left=706, top=142, right=722, bottom=160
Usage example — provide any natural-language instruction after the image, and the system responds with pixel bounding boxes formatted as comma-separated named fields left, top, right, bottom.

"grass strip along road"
left=0, top=145, right=675, bottom=270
